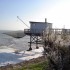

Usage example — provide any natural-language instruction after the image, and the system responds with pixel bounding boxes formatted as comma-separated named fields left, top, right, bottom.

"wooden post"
left=36, top=36, right=39, bottom=49
left=28, top=35, right=32, bottom=50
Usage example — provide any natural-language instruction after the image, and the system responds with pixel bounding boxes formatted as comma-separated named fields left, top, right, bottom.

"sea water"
left=0, top=30, right=30, bottom=50
left=0, top=30, right=43, bottom=66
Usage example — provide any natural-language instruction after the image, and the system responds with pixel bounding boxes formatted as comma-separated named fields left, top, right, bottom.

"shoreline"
left=0, top=56, right=47, bottom=70
left=0, top=47, right=44, bottom=67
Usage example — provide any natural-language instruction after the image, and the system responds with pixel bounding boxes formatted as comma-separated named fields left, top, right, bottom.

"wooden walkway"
left=44, top=28, right=70, bottom=35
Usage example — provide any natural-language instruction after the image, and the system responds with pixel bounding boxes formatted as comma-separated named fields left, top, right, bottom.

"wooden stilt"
left=28, top=35, right=32, bottom=51
left=36, top=36, right=39, bottom=49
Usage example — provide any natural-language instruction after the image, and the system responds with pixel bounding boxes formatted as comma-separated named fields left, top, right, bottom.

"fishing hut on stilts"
left=24, top=19, right=52, bottom=50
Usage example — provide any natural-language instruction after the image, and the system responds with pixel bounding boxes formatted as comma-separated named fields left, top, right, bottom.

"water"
left=0, top=30, right=43, bottom=66
left=0, top=30, right=30, bottom=51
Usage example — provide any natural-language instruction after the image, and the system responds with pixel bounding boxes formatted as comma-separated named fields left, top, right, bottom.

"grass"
left=16, top=61, right=48, bottom=70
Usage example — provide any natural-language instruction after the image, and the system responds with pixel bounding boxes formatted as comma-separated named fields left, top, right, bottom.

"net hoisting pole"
left=17, top=16, right=29, bottom=28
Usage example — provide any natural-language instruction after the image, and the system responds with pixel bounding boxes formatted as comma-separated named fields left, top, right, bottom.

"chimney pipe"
left=45, top=18, right=47, bottom=23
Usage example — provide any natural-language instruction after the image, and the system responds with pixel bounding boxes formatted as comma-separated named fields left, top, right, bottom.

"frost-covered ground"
left=0, top=47, right=44, bottom=67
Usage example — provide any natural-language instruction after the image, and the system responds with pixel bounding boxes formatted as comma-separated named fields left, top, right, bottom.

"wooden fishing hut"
left=24, top=19, right=52, bottom=50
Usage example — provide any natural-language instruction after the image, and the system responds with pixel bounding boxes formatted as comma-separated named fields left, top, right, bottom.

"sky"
left=0, top=0, right=70, bottom=30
